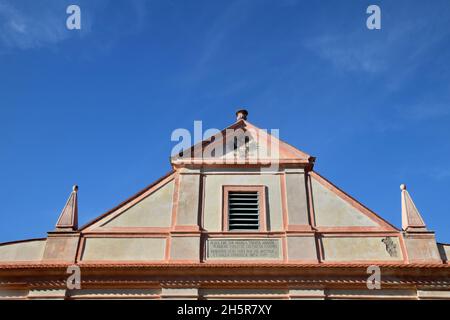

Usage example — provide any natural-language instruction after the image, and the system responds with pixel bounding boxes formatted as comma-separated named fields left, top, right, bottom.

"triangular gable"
left=171, top=119, right=315, bottom=167
left=310, top=171, right=398, bottom=231
left=81, top=171, right=175, bottom=231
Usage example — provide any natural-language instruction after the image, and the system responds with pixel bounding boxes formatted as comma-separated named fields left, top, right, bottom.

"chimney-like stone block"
left=42, top=233, right=80, bottom=263
left=403, top=232, right=442, bottom=263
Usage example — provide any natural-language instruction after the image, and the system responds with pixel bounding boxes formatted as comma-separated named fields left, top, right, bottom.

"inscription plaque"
left=207, top=239, right=281, bottom=259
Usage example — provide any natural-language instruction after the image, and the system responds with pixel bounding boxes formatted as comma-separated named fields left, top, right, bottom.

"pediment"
left=171, top=120, right=315, bottom=168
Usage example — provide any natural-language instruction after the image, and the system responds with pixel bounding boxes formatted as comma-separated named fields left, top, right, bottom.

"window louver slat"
left=228, top=191, right=259, bottom=230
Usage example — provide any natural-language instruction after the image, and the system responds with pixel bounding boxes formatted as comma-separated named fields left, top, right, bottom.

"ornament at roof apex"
left=55, top=184, right=79, bottom=231
left=400, top=183, right=427, bottom=232
left=236, top=109, right=248, bottom=121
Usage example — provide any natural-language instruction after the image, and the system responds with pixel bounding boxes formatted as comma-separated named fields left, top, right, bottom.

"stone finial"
left=55, top=185, right=79, bottom=231
left=401, top=184, right=427, bottom=232
left=236, top=109, right=248, bottom=121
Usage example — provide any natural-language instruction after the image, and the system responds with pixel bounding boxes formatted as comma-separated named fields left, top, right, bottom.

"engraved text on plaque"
left=207, top=239, right=281, bottom=259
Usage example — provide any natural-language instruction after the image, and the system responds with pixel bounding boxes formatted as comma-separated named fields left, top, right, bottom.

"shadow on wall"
left=438, top=243, right=449, bottom=263
left=264, top=186, right=271, bottom=230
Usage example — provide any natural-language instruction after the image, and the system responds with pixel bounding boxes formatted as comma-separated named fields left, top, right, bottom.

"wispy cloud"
left=0, top=0, right=148, bottom=53
left=304, top=22, right=430, bottom=76
left=0, top=1, right=70, bottom=50
left=304, top=2, right=450, bottom=79
left=188, top=0, right=253, bottom=82
left=304, top=34, right=387, bottom=74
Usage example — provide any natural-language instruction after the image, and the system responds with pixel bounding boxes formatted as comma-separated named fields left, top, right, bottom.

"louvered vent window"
left=228, top=191, right=259, bottom=230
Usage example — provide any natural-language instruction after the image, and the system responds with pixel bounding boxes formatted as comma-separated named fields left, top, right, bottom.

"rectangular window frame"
left=222, top=185, right=267, bottom=232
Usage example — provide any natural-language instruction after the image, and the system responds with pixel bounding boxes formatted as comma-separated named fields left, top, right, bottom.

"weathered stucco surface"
left=2, top=287, right=448, bottom=300
left=326, top=289, right=416, bottom=299
left=43, top=236, right=79, bottom=262
left=81, top=238, right=166, bottom=261
left=287, top=236, right=317, bottom=261
left=322, top=237, right=403, bottom=261
left=311, top=178, right=378, bottom=227
left=0, top=240, right=45, bottom=262
left=285, top=171, right=309, bottom=226
left=417, top=290, right=450, bottom=299
left=177, top=173, right=200, bottom=226
left=104, top=180, right=174, bottom=227
left=404, top=236, right=441, bottom=263
left=200, top=288, right=288, bottom=299
left=68, top=289, right=160, bottom=299
left=170, top=236, right=200, bottom=261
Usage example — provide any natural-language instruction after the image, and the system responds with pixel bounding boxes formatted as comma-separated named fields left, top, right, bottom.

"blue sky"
left=0, top=0, right=450, bottom=243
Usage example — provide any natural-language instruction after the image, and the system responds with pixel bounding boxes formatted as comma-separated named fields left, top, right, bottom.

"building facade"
left=1, top=110, right=449, bottom=300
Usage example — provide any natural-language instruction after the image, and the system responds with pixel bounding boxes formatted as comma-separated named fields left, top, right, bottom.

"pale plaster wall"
left=0, top=239, right=45, bottom=262
left=311, top=179, right=378, bottom=227
left=200, top=288, right=288, bottom=299
left=287, top=236, right=317, bottom=261
left=289, top=289, right=325, bottom=300
left=285, top=171, right=309, bottom=225
left=81, top=238, right=166, bottom=261
left=170, top=236, right=200, bottom=261
left=0, top=289, right=29, bottom=299
left=16, top=287, right=450, bottom=300
left=68, top=289, right=161, bottom=299
left=326, top=289, right=417, bottom=299
left=4, top=287, right=447, bottom=300
left=417, top=290, right=450, bottom=299
left=28, top=289, right=66, bottom=299
left=162, top=288, right=198, bottom=299
left=104, top=180, right=174, bottom=227
left=322, top=237, right=403, bottom=261
left=404, top=237, right=442, bottom=263
left=203, top=173, right=283, bottom=231
left=43, top=236, right=79, bottom=262
left=177, top=174, right=200, bottom=226
left=162, top=288, right=198, bottom=295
